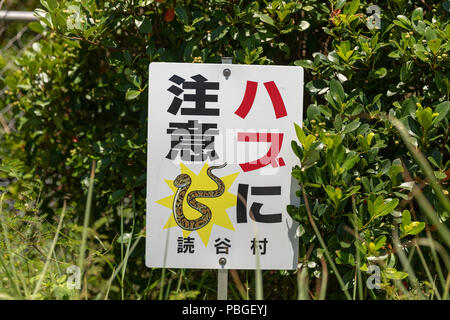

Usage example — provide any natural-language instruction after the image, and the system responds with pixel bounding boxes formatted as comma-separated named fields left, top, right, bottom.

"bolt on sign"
left=146, top=62, right=303, bottom=270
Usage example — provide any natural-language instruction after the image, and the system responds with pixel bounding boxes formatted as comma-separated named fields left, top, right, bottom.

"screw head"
left=219, top=257, right=227, bottom=266
left=223, top=68, right=231, bottom=79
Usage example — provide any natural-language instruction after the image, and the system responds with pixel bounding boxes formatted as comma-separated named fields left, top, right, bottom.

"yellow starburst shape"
left=156, top=162, right=239, bottom=247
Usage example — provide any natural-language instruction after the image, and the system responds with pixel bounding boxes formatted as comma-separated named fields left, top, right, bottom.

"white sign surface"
left=146, top=62, right=303, bottom=270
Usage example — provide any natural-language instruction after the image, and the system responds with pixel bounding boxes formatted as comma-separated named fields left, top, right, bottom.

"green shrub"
left=290, top=0, right=449, bottom=299
left=0, top=0, right=448, bottom=299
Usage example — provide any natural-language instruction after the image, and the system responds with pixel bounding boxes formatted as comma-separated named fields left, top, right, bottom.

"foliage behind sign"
left=0, top=0, right=449, bottom=299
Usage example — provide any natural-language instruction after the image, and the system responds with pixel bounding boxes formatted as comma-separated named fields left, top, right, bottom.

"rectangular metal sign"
left=146, top=62, right=303, bottom=269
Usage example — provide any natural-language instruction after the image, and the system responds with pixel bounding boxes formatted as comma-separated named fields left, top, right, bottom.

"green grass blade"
left=318, top=257, right=328, bottom=300
left=77, top=160, right=96, bottom=299
left=391, top=117, right=450, bottom=215
left=301, top=184, right=352, bottom=300
left=32, top=201, right=66, bottom=299
left=414, top=242, right=442, bottom=299
left=392, top=224, right=425, bottom=299
left=104, top=235, right=142, bottom=300
left=120, top=192, right=136, bottom=300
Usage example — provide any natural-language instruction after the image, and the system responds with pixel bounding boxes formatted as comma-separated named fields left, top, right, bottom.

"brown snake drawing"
left=172, top=163, right=227, bottom=231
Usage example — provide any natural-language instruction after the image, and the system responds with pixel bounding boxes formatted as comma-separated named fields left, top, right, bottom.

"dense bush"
left=290, top=0, right=450, bottom=298
left=0, top=0, right=448, bottom=299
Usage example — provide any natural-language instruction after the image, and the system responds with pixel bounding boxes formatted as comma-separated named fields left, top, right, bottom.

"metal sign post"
left=217, top=56, right=232, bottom=300
left=0, top=11, right=37, bottom=21
left=217, top=262, right=228, bottom=300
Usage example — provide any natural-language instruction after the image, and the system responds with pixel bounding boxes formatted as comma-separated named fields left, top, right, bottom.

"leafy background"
left=0, top=0, right=449, bottom=300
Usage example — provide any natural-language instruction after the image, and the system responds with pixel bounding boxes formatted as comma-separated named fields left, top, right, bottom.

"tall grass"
left=300, top=183, right=352, bottom=300
left=287, top=116, right=450, bottom=300
left=0, top=192, right=76, bottom=299
left=384, top=116, right=449, bottom=299
left=31, top=201, right=66, bottom=298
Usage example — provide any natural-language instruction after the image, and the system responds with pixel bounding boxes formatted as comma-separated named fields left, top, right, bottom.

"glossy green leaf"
left=329, top=79, right=345, bottom=104
left=126, top=89, right=141, bottom=100
left=343, top=0, right=360, bottom=15
left=175, top=7, right=189, bottom=25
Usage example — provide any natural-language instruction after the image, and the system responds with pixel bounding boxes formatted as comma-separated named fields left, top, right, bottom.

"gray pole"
left=217, top=56, right=233, bottom=301
left=0, top=11, right=38, bottom=21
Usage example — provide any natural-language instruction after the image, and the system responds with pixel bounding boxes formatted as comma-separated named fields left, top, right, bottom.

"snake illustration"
left=172, top=163, right=227, bottom=231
